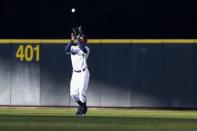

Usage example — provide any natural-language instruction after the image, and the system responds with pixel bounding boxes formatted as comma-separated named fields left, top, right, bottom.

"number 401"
left=16, top=45, right=40, bottom=62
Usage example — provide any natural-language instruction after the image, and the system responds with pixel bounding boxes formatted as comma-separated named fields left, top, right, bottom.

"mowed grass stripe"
left=0, top=108, right=197, bottom=131
left=0, top=108, right=197, bottom=118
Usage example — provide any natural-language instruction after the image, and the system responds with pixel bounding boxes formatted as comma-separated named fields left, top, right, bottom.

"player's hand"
left=76, top=35, right=81, bottom=40
left=71, top=33, right=75, bottom=41
left=79, top=37, right=85, bottom=42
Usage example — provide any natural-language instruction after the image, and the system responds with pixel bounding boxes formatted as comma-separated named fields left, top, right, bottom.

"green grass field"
left=0, top=108, right=197, bottom=131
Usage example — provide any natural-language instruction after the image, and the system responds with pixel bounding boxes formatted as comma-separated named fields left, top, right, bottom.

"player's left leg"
left=78, top=69, right=90, bottom=117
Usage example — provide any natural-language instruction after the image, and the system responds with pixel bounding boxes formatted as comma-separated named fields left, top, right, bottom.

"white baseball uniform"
left=68, top=44, right=90, bottom=103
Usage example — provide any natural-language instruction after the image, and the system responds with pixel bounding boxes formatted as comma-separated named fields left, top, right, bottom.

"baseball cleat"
left=80, top=114, right=85, bottom=118
left=80, top=106, right=88, bottom=117
left=75, top=106, right=82, bottom=116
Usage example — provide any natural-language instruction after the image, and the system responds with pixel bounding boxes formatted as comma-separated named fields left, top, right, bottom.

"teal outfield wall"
left=0, top=39, right=196, bottom=107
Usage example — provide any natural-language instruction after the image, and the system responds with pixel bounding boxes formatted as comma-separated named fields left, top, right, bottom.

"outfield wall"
left=0, top=39, right=196, bottom=108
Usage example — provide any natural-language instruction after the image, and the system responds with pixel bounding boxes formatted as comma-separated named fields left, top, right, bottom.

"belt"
left=73, top=68, right=86, bottom=73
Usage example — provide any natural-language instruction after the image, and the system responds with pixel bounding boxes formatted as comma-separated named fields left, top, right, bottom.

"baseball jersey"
left=69, top=45, right=90, bottom=71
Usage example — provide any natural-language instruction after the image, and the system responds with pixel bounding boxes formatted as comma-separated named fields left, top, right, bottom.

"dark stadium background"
left=0, top=0, right=197, bottom=38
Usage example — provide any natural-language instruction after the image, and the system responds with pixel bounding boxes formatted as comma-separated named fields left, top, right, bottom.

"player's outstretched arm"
left=65, top=33, right=75, bottom=54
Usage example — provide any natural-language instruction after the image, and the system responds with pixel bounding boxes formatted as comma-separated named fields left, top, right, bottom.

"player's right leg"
left=70, top=72, right=82, bottom=115
left=70, top=73, right=79, bottom=101
left=75, top=101, right=82, bottom=115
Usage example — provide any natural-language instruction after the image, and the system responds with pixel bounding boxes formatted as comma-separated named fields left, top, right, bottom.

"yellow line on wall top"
left=0, top=39, right=196, bottom=44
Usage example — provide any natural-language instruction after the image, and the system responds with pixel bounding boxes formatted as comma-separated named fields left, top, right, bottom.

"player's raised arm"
left=65, top=33, right=75, bottom=54
left=77, top=35, right=87, bottom=53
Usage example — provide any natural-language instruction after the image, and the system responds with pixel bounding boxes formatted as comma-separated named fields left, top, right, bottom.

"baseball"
left=71, top=8, right=76, bottom=13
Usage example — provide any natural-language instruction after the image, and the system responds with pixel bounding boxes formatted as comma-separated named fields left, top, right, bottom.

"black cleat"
left=75, top=106, right=82, bottom=116
left=80, top=106, right=88, bottom=117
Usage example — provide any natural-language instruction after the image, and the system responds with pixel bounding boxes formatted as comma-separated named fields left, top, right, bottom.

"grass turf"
left=0, top=108, right=197, bottom=131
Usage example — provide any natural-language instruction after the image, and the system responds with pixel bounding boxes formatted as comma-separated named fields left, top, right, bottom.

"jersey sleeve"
left=77, top=38, right=87, bottom=53
left=65, top=42, right=73, bottom=54
left=85, top=46, right=90, bottom=57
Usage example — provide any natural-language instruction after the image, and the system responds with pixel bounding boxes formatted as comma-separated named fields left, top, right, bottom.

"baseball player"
left=65, top=26, right=90, bottom=117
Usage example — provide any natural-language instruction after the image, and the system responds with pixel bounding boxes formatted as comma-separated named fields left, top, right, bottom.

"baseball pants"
left=70, top=68, right=90, bottom=103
